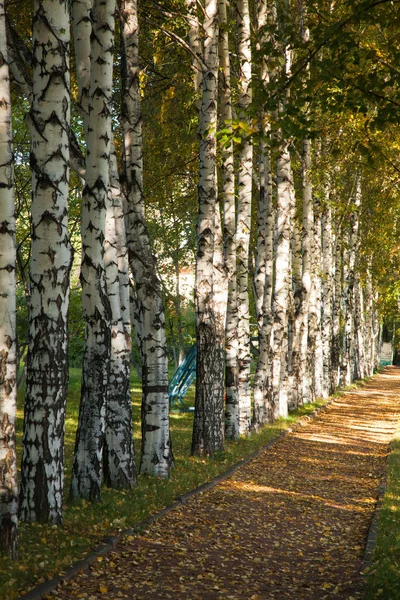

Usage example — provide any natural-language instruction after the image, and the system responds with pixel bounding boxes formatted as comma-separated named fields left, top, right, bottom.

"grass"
left=364, top=428, right=400, bottom=599
left=1, top=369, right=329, bottom=600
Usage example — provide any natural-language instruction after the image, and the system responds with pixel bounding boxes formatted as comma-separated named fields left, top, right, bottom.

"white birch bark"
left=192, top=0, right=226, bottom=456
left=340, top=226, right=351, bottom=387
left=185, top=0, right=202, bottom=94
left=372, top=289, right=380, bottom=371
left=103, top=148, right=136, bottom=489
left=297, top=137, right=313, bottom=404
left=121, top=0, right=172, bottom=476
left=253, top=0, right=275, bottom=427
left=20, top=0, right=72, bottom=522
left=309, top=203, right=323, bottom=399
left=296, top=2, right=314, bottom=405
left=354, top=274, right=366, bottom=380
left=364, top=267, right=375, bottom=376
left=218, top=0, right=238, bottom=438
left=72, top=0, right=135, bottom=489
left=253, top=139, right=274, bottom=425
left=288, top=204, right=302, bottom=410
left=340, top=173, right=361, bottom=387
left=71, top=0, right=91, bottom=124
left=253, top=152, right=274, bottom=425
left=271, top=4, right=294, bottom=419
left=70, top=0, right=115, bottom=501
left=236, top=0, right=253, bottom=435
left=321, top=196, right=334, bottom=397
left=331, top=221, right=342, bottom=390
left=0, top=3, right=18, bottom=555
left=172, top=257, right=185, bottom=365
left=272, top=138, right=292, bottom=419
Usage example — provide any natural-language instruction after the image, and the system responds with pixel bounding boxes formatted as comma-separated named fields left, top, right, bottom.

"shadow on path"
left=48, top=367, right=400, bottom=599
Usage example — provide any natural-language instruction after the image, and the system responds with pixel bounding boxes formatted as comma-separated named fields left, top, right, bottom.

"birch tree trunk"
left=253, top=139, right=274, bottom=425
left=121, top=0, right=172, bottom=476
left=340, top=173, right=361, bottom=388
left=321, top=198, right=334, bottom=397
left=192, top=0, right=226, bottom=456
left=372, top=289, right=380, bottom=372
left=103, top=149, right=136, bottom=489
left=0, top=3, right=18, bottom=555
left=288, top=206, right=302, bottom=410
left=218, top=0, right=238, bottom=439
left=298, top=138, right=313, bottom=404
left=331, top=215, right=342, bottom=391
left=72, top=0, right=135, bottom=489
left=71, top=0, right=91, bottom=124
left=20, top=0, right=72, bottom=522
left=295, top=2, right=314, bottom=405
left=354, top=274, right=366, bottom=381
left=340, top=226, right=351, bottom=387
left=236, top=0, right=253, bottom=435
left=253, top=0, right=274, bottom=427
left=70, top=0, right=115, bottom=502
left=185, top=0, right=202, bottom=95
left=173, top=258, right=185, bottom=365
left=272, top=137, right=292, bottom=419
left=309, top=203, right=323, bottom=399
left=364, top=267, right=375, bottom=376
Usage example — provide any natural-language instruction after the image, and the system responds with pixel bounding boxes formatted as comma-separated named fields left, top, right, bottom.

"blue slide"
left=168, top=345, right=196, bottom=408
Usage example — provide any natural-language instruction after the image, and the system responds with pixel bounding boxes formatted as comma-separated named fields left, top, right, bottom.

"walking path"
left=48, top=368, right=400, bottom=599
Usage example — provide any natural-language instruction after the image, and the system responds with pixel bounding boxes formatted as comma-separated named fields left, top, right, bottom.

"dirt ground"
left=48, top=368, right=400, bottom=599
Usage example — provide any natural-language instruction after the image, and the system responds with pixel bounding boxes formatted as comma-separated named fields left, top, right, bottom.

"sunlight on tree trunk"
left=0, top=1, right=18, bottom=555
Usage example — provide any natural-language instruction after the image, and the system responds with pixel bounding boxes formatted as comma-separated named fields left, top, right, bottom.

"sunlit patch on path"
left=50, top=367, right=400, bottom=599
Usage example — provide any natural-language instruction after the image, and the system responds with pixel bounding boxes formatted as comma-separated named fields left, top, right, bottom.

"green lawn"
left=364, top=430, right=400, bottom=599
left=1, top=370, right=328, bottom=599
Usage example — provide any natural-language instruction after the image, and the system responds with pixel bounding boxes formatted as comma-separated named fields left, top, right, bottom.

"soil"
left=48, top=367, right=400, bottom=599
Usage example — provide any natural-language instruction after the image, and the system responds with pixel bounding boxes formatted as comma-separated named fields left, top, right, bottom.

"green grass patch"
left=1, top=370, right=327, bottom=600
left=365, top=429, right=400, bottom=599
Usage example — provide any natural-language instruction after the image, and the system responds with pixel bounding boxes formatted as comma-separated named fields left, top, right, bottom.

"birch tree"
left=354, top=274, right=366, bottom=380
left=253, top=0, right=275, bottom=427
left=70, top=0, right=115, bottom=501
left=19, top=0, right=72, bottom=522
left=186, top=0, right=202, bottom=95
left=103, top=151, right=136, bottom=489
left=121, top=0, right=172, bottom=476
left=218, top=0, right=238, bottom=439
left=235, top=0, right=253, bottom=435
left=288, top=201, right=302, bottom=410
left=71, top=0, right=136, bottom=490
left=271, top=6, right=294, bottom=419
left=271, top=134, right=292, bottom=418
left=0, top=0, right=18, bottom=555
left=192, top=0, right=227, bottom=456
left=321, top=191, right=334, bottom=397
left=340, top=172, right=361, bottom=388
left=331, top=216, right=342, bottom=390
left=309, top=200, right=324, bottom=399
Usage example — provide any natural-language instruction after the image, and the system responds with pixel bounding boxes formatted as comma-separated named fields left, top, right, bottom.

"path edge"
left=361, top=441, right=393, bottom=575
left=18, top=400, right=335, bottom=600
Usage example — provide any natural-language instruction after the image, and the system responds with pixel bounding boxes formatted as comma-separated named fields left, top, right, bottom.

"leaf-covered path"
left=49, top=368, right=400, bottom=599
